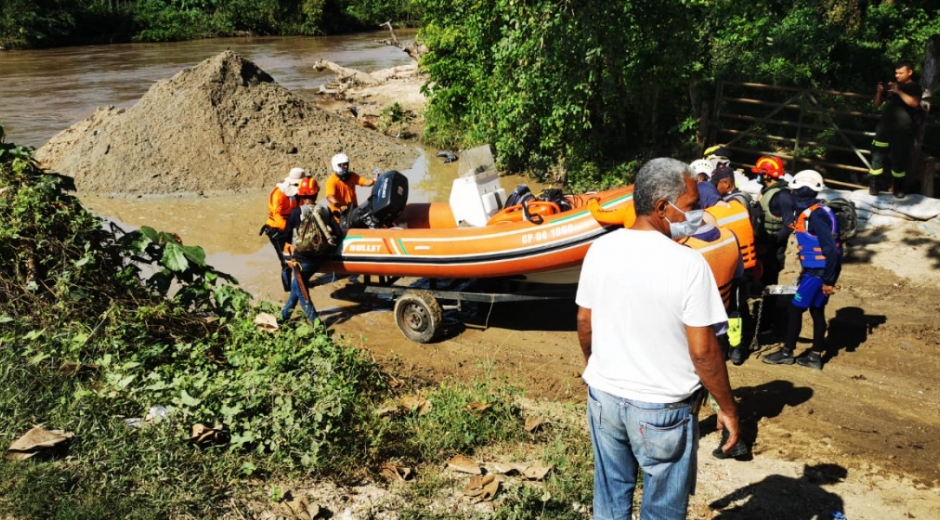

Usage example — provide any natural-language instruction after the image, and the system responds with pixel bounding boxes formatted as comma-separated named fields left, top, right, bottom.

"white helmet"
left=331, top=153, right=350, bottom=176
left=689, top=158, right=716, bottom=179
left=790, top=169, right=826, bottom=191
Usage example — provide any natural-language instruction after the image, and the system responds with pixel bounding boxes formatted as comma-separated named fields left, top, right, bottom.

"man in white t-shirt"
left=576, top=157, right=740, bottom=520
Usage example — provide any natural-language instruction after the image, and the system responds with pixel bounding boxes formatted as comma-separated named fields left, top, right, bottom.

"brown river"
left=0, top=33, right=534, bottom=307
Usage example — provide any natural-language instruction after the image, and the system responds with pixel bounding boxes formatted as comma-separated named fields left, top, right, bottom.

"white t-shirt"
left=576, top=228, right=727, bottom=403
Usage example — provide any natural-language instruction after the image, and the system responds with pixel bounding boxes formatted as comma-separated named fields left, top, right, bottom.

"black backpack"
left=505, top=184, right=534, bottom=208
left=826, top=198, right=858, bottom=240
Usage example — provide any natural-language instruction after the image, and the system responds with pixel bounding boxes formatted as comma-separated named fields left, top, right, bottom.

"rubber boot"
left=893, top=176, right=906, bottom=199
left=868, top=175, right=879, bottom=196
left=762, top=347, right=795, bottom=365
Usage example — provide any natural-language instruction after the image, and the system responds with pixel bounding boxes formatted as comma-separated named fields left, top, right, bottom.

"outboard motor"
left=348, top=170, right=409, bottom=229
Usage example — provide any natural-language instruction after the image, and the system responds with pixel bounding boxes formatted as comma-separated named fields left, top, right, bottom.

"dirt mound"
left=36, top=51, right=418, bottom=196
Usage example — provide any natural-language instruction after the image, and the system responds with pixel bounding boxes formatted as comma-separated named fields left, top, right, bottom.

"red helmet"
left=751, top=155, right=785, bottom=179
left=297, top=177, right=319, bottom=197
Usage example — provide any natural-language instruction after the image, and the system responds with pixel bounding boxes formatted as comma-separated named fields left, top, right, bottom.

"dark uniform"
left=870, top=81, right=923, bottom=194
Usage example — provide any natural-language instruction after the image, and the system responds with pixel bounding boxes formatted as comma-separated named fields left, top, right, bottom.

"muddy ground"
left=311, top=216, right=940, bottom=518
left=301, top=69, right=940, bottom=518
left=66, top=50, right=940, bottom=518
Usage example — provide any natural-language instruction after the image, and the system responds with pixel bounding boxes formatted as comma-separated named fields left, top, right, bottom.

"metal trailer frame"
left=328, top=274, right=577, bottom=343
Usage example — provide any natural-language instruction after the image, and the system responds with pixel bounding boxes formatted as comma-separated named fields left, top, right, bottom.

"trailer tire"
left=395, top=290, right=443, bottom=343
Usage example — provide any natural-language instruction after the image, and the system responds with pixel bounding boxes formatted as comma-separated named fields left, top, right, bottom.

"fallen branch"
left=313, top=59, right=379, bottom=86
left=378, top=21, right=428, bottom=62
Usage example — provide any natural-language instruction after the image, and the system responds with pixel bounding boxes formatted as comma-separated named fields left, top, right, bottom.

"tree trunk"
left=916, top=35, right=939, bottom=196
left=312, top=60, right=380, bottom=86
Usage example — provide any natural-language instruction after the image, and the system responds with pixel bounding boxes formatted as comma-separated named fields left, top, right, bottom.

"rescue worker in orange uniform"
left=325, top=153, right=375, bottom=224
left=763, top=170, right=842, bottom=369
left=701, top=165, right=757, bottom=366
left=263, top=167, right=310, bottom=252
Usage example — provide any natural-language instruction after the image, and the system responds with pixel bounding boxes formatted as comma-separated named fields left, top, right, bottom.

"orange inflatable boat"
left=312, top=146, right=750, bottom=343
left=319, top=173, right=748, bottom=291
left=320, top=179, right=635, bottom=285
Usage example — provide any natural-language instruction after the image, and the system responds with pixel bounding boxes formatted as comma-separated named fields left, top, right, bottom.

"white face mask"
left=665, top=201, right=705, bottom=239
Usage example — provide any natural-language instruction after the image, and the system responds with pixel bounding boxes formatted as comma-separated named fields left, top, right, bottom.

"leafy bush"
left=0, top=127, right=387, bottom=517
left=416, top=0, right=940, bottom=187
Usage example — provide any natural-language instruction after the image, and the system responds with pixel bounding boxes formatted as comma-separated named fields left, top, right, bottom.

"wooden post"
left=918, top=35, right=939, bottom=197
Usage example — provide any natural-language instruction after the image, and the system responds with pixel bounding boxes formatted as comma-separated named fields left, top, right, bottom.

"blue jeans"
left=587, top=386, right=699, bottom=520
left=281, top=258, right=320, bottom=325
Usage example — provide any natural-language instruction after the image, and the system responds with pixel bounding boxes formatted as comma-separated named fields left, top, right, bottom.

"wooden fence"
left=709, top=81, right=938, bottom=193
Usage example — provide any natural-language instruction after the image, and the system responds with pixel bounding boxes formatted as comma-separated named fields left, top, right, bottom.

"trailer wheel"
left=394, top=290, right=443, bottom=343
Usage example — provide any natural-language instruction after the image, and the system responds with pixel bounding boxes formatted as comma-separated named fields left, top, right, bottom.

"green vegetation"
left=0, top=127, right=596, bottom=518
left=0, top=0, right=423, bottom=48
left=416, top=0, right=940, bottom=185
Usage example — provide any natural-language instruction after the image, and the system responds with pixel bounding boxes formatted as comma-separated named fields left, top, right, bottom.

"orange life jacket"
left=265, top=186, right=298, bottom=230
left=679, top=228, right=740, bottom=309
left=705, top=201, right=756, bottom=270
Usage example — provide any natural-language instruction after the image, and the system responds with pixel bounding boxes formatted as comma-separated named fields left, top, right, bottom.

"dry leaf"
left=189, top=423, right=226, bottom=444
left=400, top=395, right=432, bottom=415
left=523, top=462, right=553, bottom=481
left=463, top=474, right=500, bottom=502
left=466, top=401, right=492, bottom=415
left=253, top=312, right=279, bottom=332
left=525, top=416, right=549, bottom=433
left=58, top=361, right=99, bottom=376
left=6, top=426, right=74, bottom=460
left=447, top=454, right=482, bottom=475
left=488, top=462, right=530, bottom=475
left=380, top=461, right=414, bottom=482
left=282, top=495, right=314, bottom=520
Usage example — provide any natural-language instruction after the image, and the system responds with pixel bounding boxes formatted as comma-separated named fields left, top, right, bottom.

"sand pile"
left=36, top=51, right=417, bottom=195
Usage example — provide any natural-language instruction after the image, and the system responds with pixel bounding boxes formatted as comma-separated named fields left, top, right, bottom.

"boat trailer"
left=330, top=274, right=576, bottom=343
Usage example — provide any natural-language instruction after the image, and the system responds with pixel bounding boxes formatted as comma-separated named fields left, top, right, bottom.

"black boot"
left=762, top=347, right=795, bottom=365
left=868, top=175, right=879, bottom=196
left=893, top=176, right=906, bottom=199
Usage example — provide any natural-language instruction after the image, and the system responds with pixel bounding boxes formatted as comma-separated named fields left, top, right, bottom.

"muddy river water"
left=0, top=34, right=534, bottom=304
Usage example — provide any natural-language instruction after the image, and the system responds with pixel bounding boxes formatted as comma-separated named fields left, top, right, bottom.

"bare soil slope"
left=36, top=51, right=418, bottom=196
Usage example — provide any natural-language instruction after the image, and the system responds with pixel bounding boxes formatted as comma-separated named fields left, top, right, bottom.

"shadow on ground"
left=709, top=463, right=847, bottom=519
left=701, top=380, right=814, bottom=459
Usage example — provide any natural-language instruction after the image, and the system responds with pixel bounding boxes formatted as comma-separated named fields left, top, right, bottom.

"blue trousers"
left=588, top=386, right=698, bottom=520
left=281, top=258, right=320, bottom=325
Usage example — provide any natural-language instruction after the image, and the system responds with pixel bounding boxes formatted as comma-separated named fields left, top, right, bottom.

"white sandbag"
left=865, top=213, right=909, bottom=227
left=848, top=190, right=940, bottom=221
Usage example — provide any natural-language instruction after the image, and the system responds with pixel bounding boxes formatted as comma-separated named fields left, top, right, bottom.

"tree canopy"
left=416, top=0, right=940, bottom=185
left=0, top=0, right=421, bottom=48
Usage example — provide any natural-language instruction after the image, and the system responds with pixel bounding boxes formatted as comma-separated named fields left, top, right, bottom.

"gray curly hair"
left=633, top=158, right=691, bottom=216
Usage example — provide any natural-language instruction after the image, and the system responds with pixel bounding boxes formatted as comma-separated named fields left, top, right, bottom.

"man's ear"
left=655, top=198, right=669, bottom=216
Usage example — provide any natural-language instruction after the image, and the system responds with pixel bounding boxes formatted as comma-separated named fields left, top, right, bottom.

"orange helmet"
left=297, top=177, right=319, bottom=197
left=751, top=155, right=785, bottom=179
